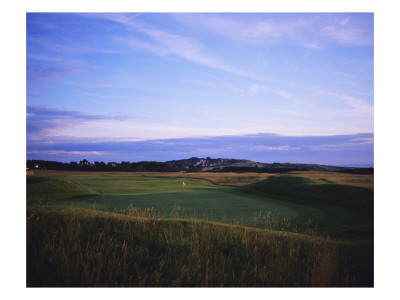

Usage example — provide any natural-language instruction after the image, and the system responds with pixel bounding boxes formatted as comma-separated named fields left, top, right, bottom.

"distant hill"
left=166, top=157, right=354, bottom=173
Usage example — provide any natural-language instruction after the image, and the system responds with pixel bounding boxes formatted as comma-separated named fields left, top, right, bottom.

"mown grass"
left=27, top=175, right=308, bottom=231
left=27, top=206, right=361, bottom=287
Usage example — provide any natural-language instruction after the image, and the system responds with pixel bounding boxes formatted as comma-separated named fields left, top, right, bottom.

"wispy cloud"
left=99, top=14, right=220, bottom=65
left=318, top=16, right=373, bottom=46
left=26, top=62, right=84, bottom=96
left=187, top=79, right=215, bottom=88
left=174, top=13, right=373, bottom=48
left=248, top=84, right=291, bottom=99
left=90, top=13, right=277, bottom=84
left=175, top=14, right=310, bottom=45
left=27, top=150, right=107, bottom=156
left=249, top=144, right=301, bottom=151
left=311, top=88, right=373, bottom=114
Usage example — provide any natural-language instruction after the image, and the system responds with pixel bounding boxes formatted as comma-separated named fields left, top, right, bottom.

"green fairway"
left=47, top=176, right=313, bottom=227
left=27, top=174, right=374, bottom=237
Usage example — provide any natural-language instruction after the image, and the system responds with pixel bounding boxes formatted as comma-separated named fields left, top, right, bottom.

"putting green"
left=56, top=175, right=323, bottom=226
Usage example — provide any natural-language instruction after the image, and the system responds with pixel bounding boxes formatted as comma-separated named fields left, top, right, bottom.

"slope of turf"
left=27, top=176, right=99, bottom=205
left=241, top=175, right=373, bottom=239
left=27, top=206, right=371, bottom=287
left=241, top=175, right=373, bottom=207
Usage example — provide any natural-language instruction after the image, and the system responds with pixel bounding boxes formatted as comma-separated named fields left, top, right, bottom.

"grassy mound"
left=27, top=176, right=99, bottom=205
left=241, top=176, right=373, bottom=239
left=27, top=206, right=371, bottom=287
left=242, top=175, right=373, bottom=207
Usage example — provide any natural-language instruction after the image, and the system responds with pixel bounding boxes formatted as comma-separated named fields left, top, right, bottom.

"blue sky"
left=26, top=13, right=374, bottom=166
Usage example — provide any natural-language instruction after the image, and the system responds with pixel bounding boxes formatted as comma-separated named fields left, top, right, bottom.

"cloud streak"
left=26, top=62, right=84, bottom=96
left=174, top=13, right=373, bottom=47
left=27, top=105, right=134, bottom=140
left=27, top=150, right=107, bottom=157
left=311, top=89, right=373, bottom=114
left=92, top=13, right=285, bottom=88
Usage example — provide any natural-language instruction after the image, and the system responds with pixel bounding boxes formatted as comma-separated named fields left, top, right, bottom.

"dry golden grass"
left=27, top=206, right=355, bottom=287
left=289, top=171, right=374, bottom=188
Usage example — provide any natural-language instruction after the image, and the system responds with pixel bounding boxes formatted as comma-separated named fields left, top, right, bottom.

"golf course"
left=26, top=170, right=373, bottom=287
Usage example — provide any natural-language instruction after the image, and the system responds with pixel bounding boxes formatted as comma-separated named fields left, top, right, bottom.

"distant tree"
left=80, top=159, right=90, bottom=165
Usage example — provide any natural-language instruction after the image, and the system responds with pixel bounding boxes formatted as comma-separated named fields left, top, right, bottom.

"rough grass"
left=290, top=171, right=374, bottom=188
left=27, top=206, right=362, bottom=287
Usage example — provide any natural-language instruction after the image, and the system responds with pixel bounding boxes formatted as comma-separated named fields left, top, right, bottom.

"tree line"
left=26, top=159, right=178, bottom=172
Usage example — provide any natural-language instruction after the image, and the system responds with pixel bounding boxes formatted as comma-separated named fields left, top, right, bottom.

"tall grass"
left=27, top=206, right=357, bottom=287
left=123, top=205, right=317, bottom=235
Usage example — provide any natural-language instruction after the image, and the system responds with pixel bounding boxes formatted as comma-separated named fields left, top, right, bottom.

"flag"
left=183, top=181, right=186, bottom=188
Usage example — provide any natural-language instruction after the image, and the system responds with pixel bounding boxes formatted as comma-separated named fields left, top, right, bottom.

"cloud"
left=174, top=13, right=373, bottom=47
left=91, top=13, right=274, bottom=84
left=311, top=89, right=373, bottom=114
left=151, top=141, right=176, bottom=146
left=27, top=150, right=106, bottom=156
left=248, top=84, right=291, bottom=99
left=26, top=62, right=84, bottom=95
left=350, top=137, right=374, bottom=144
left=27, top=105, right=133, bottom=140
left=249, top=145, right=301, bottom=151
left=27, top=132, right=374, bottom=166
left=187, top=79, right=215, bottom=88
left=318, top=16, right=373, bottom=46
left=99, top=14, right=215, bottom=63
left=121, top=30, right=246, bottom=78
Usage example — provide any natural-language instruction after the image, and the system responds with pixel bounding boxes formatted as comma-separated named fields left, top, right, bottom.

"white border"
left=2, top=0, right=400, bottom=299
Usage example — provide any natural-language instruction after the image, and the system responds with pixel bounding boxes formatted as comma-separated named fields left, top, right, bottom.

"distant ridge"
left=338, top=164, right=374, bottom=168
left=27, top=157, right=373, bottom=174
left=166, top=157, right=366, bottom=173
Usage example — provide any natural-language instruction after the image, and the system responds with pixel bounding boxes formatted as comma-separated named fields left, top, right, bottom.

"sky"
left=26, top=12, right=374, bottom=166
